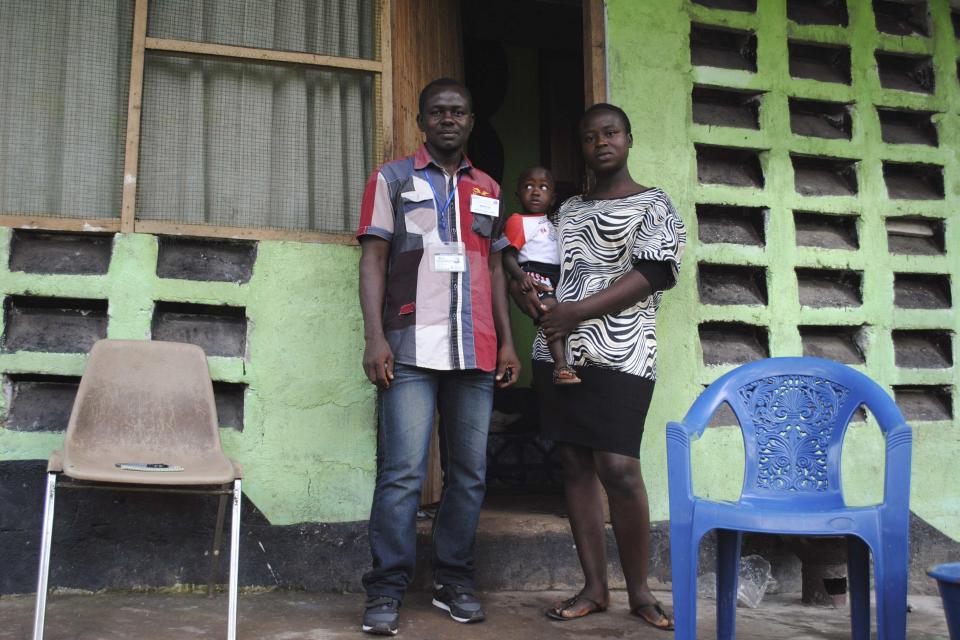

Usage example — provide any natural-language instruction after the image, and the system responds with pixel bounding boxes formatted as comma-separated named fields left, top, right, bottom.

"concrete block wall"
left=606, top=0, right=960, bottom=542
left=0, top=229, right=374, bottom=527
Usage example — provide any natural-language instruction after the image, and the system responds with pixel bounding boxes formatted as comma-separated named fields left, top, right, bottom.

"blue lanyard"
left=422, top=171, right=456, bottom=234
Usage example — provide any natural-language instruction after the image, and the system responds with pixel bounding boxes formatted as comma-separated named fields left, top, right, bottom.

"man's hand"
left=540, top=301, right=584, bottom=342
left=363, top=335, right=395, bottom=389
left=495, top=344, right=521, bottom=388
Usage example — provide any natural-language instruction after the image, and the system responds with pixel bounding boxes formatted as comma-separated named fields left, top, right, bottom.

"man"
left=356, top=77, right=520, bottom=636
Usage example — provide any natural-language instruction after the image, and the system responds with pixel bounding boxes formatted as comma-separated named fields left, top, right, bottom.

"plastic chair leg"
left=670, top=526, right=699, bottom=640
left=716, top=529, right=742, bottom=640
left=874, top=535, right=908, bottom=640
left=207, top=486, right=229, bottom=597
left=32, top=473, right=57, bottom=640
left=847, top=536, right=871, bottom=640
left=227, top=479, right=241, bottom=640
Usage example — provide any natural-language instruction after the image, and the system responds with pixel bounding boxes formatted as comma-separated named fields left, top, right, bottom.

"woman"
left=528, top=103, right=685, bottom=630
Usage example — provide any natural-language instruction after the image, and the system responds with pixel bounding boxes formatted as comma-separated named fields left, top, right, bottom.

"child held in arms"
left=503, top=167, right=580, bottom=385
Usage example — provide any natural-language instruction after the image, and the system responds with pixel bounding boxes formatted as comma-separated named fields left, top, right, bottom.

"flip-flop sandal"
left=545, top=593, right=608, bottom=621
left=553, top=366, right=582, bottom=385
left=630, top=601, right=675, bottom=631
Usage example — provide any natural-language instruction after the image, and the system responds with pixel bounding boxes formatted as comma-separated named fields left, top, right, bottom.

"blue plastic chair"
left=666, top=357, right=912, bottom=640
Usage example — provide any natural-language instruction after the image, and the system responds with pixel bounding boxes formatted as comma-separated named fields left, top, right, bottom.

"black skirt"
left=532, top=360, right=655, bottom=458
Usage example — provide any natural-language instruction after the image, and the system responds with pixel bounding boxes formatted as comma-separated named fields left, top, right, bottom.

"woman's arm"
left=539, top=269, right=652, bottom=342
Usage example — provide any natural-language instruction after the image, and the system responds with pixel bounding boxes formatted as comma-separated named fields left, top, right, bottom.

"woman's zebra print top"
left=532, top=188, right=686, bottom=380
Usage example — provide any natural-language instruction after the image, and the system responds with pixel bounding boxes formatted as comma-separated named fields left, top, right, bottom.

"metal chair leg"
left=207, top=485, right=229, bottom=597
left=32, top=473, right=58, bottom=640
left=227, top=479, right=241, bottom=640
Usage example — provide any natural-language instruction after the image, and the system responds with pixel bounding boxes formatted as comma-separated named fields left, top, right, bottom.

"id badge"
left=470, top=194, right=500, bottom=216
left=428, top=242, right=466, bottom=272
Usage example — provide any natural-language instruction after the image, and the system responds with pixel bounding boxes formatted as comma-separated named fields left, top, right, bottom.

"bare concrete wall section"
left=690, top=24, right=757, bottom=72
left=886, top=217, right=945, bottom=255
left=882, top=161, right=944, bottom=200
left=876, top=52, right=935, bottom=94
left=698, top=264, right=767, bottom=306
left=212, top=381, right=245, bottom=431
left=156, top=236, right=257, bottom=283
left=794, top=211, right=858, bottom=250
left=893, top=330, right=952, bottom=369
left=691, top=0, right=756, bottom=11
left=791, top=155, right=858, bottom=197
left=2, top=296, right=108, bottom=353
left=787, top=0, right=848, bottom=26
left=796, top=268, right=863, bottom=308
left=3, top=374, right=80, bottom=432
left=151, top=302, right=248, bottom=358
left=894, top=273, right=951, bottom=309
left=699, top=321, right=769, bottom=365
left=704, top=391, right=739, bottom=428
left=692, top=86, right=762, bottom=129
left=893, top=385, right=953, bottom=422
left=788, top=41, right=851, bottom=84
left=799, top=325, right=866, bottom=364
left=697, top=204, right=766, bottom=246
left=789, top=98, right=852, bottom=139
left=8, top=231, right=114, bottom=276
left=873, top=0, right=929, bottom=37
left=877, top=108, right=938, bottom=146
left=696, top=145, right=765, bottom=188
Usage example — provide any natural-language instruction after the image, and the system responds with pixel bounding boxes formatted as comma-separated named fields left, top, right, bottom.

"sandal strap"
left=553, top=593, right=607, bottom=614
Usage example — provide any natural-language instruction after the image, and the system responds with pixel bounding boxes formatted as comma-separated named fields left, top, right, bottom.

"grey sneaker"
left=431, top=584, right=486, bottom=623
left=362, top=596, right=399, bottom=636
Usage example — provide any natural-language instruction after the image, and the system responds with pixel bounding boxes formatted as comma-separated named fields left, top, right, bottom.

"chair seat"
left=52, top=448, right=238, bottom=485
left=692, top=497, right=882, bottom=540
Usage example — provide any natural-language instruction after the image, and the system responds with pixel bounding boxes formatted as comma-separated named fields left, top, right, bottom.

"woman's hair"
left=581, top=102, right=632, bottom=136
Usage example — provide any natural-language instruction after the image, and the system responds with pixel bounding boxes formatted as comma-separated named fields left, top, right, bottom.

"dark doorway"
left=460, top=0, right=587, bottom=500
left=461, top=0, right=586, bottom=210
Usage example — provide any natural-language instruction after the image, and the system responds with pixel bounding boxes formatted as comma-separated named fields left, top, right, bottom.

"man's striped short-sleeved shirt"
left=357, top=145, right=508, bottom=372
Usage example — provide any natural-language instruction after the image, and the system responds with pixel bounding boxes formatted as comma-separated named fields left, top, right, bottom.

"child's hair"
left=517, top=165, right=554, bottom=186
left=516, top=166, right=558, bottom=220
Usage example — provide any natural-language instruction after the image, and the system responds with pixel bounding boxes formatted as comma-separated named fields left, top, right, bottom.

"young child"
left=503, top=167, right=580, bottom=385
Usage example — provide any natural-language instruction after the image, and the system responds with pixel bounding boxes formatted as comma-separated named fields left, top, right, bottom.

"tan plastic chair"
left=33, top=339, right=243, bottom=640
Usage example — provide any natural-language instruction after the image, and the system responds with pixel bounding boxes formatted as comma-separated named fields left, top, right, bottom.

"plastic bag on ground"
left=694, top=555, right=777, bottom=608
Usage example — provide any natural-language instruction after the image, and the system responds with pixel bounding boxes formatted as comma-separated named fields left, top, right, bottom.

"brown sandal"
left=553, top=365, right=582, bottom=385
left=545, top=593, right=608, bottom=621
left=631, top=601, right=675, bottom=631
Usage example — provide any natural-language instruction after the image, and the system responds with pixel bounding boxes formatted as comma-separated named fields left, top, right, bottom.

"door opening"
left=461, top=0, right=595, bottom=505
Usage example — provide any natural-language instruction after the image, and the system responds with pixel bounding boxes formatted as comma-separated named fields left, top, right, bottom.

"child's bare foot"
left=553, top=365, right=581, bottom=385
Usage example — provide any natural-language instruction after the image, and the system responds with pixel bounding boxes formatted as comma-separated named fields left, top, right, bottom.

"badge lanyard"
left=422, top=171, right=456, bottom=238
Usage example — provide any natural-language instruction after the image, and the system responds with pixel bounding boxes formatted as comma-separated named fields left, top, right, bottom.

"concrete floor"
left=0, top=589, right=950, bottom=640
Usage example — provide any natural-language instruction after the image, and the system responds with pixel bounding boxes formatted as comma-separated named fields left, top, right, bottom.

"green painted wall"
left=0, top=229, right=375, bottom=524
left=1, top=0, right=958, bottom=544
left=604, top=0, right=960, bottom=538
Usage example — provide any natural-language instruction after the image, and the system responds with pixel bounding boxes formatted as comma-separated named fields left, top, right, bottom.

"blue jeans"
left=363, top=363, right=494, bottom=602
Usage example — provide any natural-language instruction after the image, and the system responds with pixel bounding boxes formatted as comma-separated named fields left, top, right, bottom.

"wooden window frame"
left=2, top=0, right=393, bottom=245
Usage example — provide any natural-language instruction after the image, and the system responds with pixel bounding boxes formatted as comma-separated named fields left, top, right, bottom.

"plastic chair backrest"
left=683, top=357, right=908, bottom=509
left=65, top=340, right=221, bottom=459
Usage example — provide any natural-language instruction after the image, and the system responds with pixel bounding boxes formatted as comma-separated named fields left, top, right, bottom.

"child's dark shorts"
left=521, top=261, right=560, bottom=301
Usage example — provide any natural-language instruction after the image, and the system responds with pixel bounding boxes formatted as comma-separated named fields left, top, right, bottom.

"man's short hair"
left=418, top=78, right=474, bottom=115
